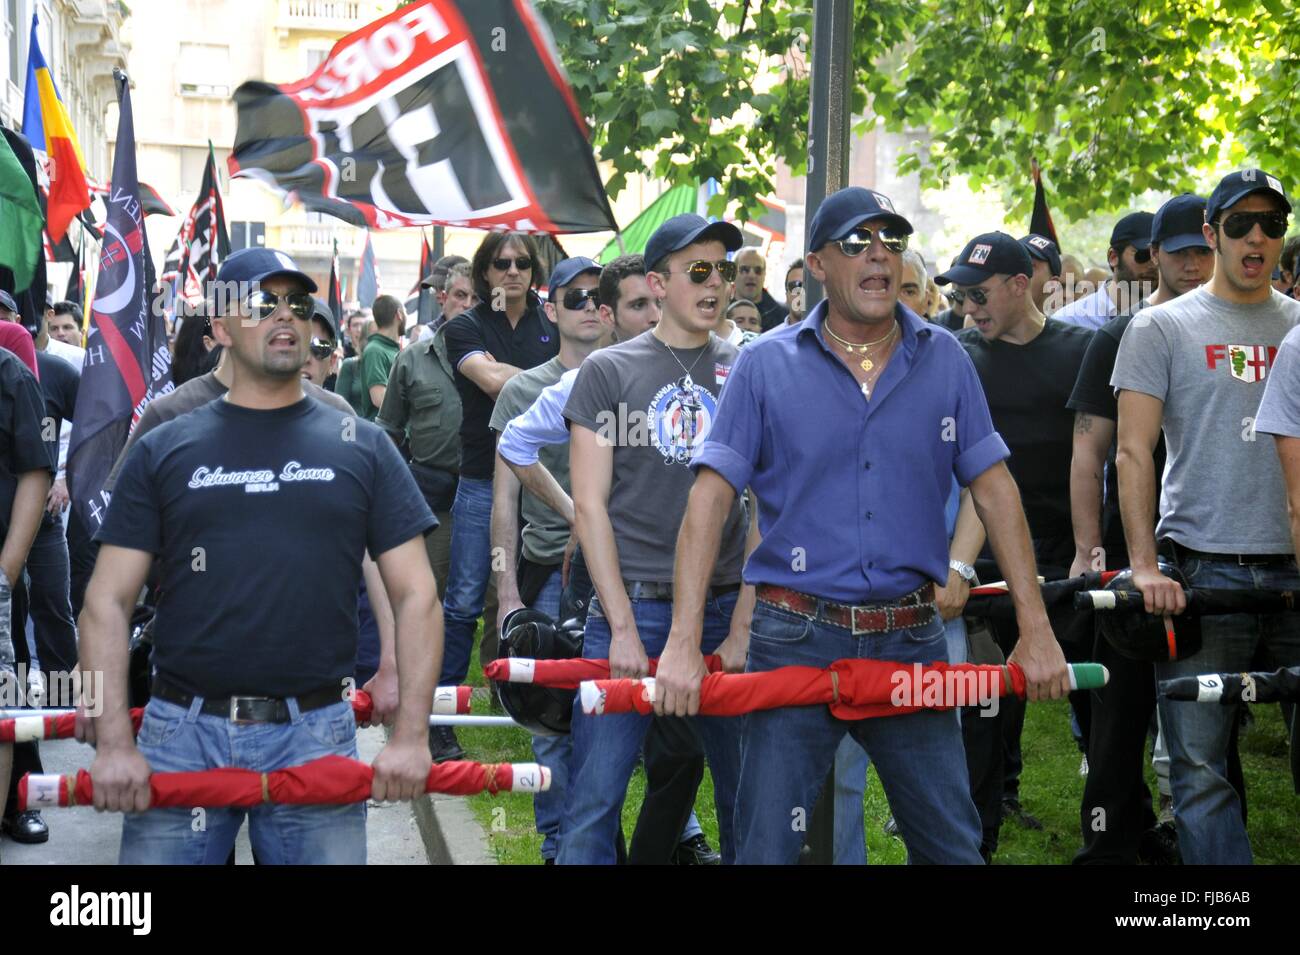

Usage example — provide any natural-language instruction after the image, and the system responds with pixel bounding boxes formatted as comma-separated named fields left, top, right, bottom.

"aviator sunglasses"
left=837, top=225, right=909, bottom=257
left=243, top=290, right=313, bottom=321
left=661, top=259, right=738, bottom=284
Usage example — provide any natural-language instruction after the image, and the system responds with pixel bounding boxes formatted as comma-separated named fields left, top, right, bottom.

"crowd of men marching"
left=0, top=164, right=1297, bottom=866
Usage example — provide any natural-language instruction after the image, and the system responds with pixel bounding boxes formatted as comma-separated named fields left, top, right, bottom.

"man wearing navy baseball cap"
left=1054, top=212, right=1158, bottom=329
left=945, top=231, right=1094, bottom=844
left=1113, top=169, right=1300, bottom=864
left=1019, top=234, right=1062, bottom=314
left=657, top=189, right=1070, bottom=864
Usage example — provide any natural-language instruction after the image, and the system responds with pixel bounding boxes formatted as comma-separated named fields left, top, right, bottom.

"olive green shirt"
left=359, top=332, right=401, bottom=420
left=376, top=328, right=462, bottom=473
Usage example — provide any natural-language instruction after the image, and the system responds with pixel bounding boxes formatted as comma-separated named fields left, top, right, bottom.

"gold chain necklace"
left=824, top=320, right=898, bottom=371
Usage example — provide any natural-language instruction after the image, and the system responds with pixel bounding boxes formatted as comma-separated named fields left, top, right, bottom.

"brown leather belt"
left=756, top=583, right=936, bottom=635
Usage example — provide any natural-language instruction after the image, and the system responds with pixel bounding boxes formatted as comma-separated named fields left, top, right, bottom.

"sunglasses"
left=948, top=275, right=1013, bottom=307
left=1214, top=211, right=1289, bottom=240
left=785, top=280, right=804, bottom=293
left=837, top=225, right=909, bottom=257
left=243, top=290, right=313, bottom=321
left=560, top=287, right=600, bottom=310
left=492, top=256, right=533, bottom=272
left=309, top=337, right=334, bottom=360
left=663, top=259, right=738, bottom=284
left=1133, top=247, right=1152, bottom=264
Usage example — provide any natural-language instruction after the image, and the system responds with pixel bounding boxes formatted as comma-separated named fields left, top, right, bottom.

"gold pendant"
left=860, top=358, right=874, bottom=372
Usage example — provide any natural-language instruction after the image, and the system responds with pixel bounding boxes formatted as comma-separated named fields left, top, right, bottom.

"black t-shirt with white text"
left=959, top=319, right=1093, bottom=543
left=98, top=397, right=436, bottom=697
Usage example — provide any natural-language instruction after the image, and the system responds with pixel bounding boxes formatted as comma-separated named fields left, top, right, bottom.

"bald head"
left=734, top=247, right=767, bottom=303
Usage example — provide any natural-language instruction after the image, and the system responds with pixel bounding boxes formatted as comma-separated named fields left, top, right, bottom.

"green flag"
left=0, top=131, right=42, bottom=290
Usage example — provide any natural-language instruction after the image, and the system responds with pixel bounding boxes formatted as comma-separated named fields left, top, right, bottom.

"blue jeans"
left=440, top=476, right=494, bottom=685
left=736, top=602, right=982, bottom=865
left=529, top=569, right=570, bottom=861
left=558, top=591, right=742, bottom=865
left=832, top=616, right=969, bottom=865
left=120, top=697, right=366, bottom=864
left=1156, top=556, right=1300, bottom=864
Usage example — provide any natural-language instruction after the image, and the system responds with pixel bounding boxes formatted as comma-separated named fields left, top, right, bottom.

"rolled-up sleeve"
left=691, top=347, right=762, bottom=494
left=498, top=375, right=573, bottom=467
left=950, top=350, right=1010, bottom=486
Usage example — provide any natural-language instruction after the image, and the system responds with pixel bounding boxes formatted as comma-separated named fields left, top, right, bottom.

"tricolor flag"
left=357, top=232, right=379, bottom=307
left=228, top=0, right=617, bottom=235
left=22, top=13, right=92, bottom=243
left=68, top=71, right=173, bottom=534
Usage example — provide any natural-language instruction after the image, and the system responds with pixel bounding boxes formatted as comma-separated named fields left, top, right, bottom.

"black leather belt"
left=151, top=676, right=343, bottom=724
left=623, top=580, right=742, bottom=601
left=1171, top=541, right=1295, bottom=568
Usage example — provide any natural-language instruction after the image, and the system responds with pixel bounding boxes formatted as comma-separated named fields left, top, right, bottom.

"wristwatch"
left=949, top=559, right=978, bottom=585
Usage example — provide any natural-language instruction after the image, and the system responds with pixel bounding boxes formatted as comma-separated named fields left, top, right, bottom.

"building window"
left=7, top=0, right=20, bottom=89
left=178, top=43, right=230, bottom=98
left=179, top=145, right=230, bottom=197
left=305, top=47, right=328, bottom=73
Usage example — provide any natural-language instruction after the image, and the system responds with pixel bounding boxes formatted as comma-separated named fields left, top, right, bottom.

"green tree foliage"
left=536, top=0, right=1300, bottom=223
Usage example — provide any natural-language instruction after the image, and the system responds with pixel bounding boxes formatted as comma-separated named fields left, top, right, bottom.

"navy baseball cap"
left=644, top=214, right=743, bottom=272
left=1206, top=169, right=1292, bottom=222
left=1110, top=212, right=1155, bottom=251
left=1019, top=234, right=1062, bottom=277
left=807, top=186, right=913, bottom=253
left=1151, top=194, right=1210, bottom=253
left=0, top=291, right=16, bottom=315
left=547, top=256, right=602, bottom=300
left=310, top=297, right=338, bottom=340
left=216, top=247, right=318, bottom=294
left=935, top=232, right=1033, bottom=286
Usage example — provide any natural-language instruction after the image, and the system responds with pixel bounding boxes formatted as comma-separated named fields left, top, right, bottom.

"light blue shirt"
left=496, top=368, right=580, bottom=467
left=1050, top=283, right=1114, bottom=330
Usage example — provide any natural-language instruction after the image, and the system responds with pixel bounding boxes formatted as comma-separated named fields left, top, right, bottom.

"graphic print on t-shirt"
left=187, top=459, right=338, bottom=494
left=1204, top=344, right=1279, bottom=384
left=649, top=372, right=718, bottom=466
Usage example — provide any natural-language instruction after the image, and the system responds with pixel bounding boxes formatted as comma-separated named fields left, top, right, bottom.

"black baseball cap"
left=1151, top=194, right=1210, bottom=253
left=935, top=232, right=1033, bottom=286
left=1019, top=234, right=1061, bottom=277
left=310, top=297, right=337, bottom=340
left=547, top=256, right=602, bottom=300
left=215, top=247, right=318, bottom=293
left=1206, top=169, right=1292, bottom=222
left=644, top=214, right=743, bottom=272
left=807, top=186, right=913, bottom=253
left=1110, top=212, right=1155, bottom=251
left=0, top=291, right=16, bottom=315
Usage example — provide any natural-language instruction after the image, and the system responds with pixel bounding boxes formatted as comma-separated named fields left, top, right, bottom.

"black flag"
left=228, top=0, right=617, bottom=235
left=172, top=142, right=230, bottom=306
left=1030, top=158, right=1060, bottom=248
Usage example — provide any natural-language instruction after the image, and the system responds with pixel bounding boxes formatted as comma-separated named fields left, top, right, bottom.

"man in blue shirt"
left=655, top=187, right=1070, bottom=864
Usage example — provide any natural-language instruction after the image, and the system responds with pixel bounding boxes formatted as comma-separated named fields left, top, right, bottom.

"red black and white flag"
left=228, top=0, right=618, bottom=235
left=166, top=143, right=230, bottom=305
left=410, top=230, right=431, bottom=295
left=328, top=237, right=343, bottom=326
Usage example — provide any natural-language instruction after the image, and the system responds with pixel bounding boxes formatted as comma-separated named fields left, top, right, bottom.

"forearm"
left=490, top=457, right=522, bottom=606
left=573, top=498, right=631, bottom=630
left=1070, top=423, right=1109, bottom=566
left=362, top=554, right=396, bottom=671
left=969, top=466, right=1048, bottom=626
left=77, top=594, right=135, bottom=749
left=0, top=472, right=51, bottom=581
left=508, top=460, right=575, bottom=526
left=389, top=589, right=438, bottom=743
left=949, top=488, right=985, bottom=565
left=1116, top=445, right=1160, bottom=571
left=668, top=483, right=730, bottom=643
left=469, top=362, right=525, bottom=400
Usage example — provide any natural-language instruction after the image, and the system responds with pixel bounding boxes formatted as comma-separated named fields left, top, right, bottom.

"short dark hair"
left=785, top=259, right=804, bottom=279
left=372, top=294, right=402, bottom=330
left=1282, top=236, right=1300, bottom=277
left=470, top=231, right=539, bottom=303
left=52, top=301, right=83, bottom=324
left=598, top=254, right=646, bottom=314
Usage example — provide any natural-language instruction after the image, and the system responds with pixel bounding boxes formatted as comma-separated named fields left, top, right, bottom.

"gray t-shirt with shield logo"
left=564, top=330, right=747, bottom=583
left=1111, top=285, right=1300, bottom=553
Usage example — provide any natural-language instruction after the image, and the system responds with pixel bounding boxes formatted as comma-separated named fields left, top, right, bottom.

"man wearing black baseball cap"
left=1113, top=169, right=1300, bottom=864
left=1067, top=193, right=1215, bottom=864
left=1019, top=234, right=1062, bottom=314
left=1054, top=212, right=1158, bottom=329
left=943, top=231, right=1095, bottom=845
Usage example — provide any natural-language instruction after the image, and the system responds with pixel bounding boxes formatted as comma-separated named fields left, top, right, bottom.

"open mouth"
left=268, top=331, right=297, bottom=347
left=974, top=318, right=992, bottom=332
left=1242, top=254, right=1266, bottom=278
left=860, top=275, right=890, bottom=294
left=697, top=296, right=720, bottom=315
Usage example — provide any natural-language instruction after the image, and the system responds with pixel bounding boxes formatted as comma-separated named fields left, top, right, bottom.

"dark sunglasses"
left=243, top=290, right=313, bottom=321
left=1133, top=247, right=1152, bottom=264
left=309, top=337, right=334, bottom=360
left=560, top=287, right=600, bottom=310
left=948, top=275, right=1013, bottom=307
left=785, top=279, right=804, bottom=293
left=663, top=259, right=738, bottom=284
left=1214, top=211, right=1289, bottom=240
left=492, top=256, right=533, bottom=272
left=838, top=225, right=909, bottom=257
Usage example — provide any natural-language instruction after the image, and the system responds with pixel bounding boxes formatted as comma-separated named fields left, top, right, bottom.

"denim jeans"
left=736, top=602, right=982, bottom=865
left=832, top=616, right=969, bottom=865
left=440, top=476, right=495, bottom=685
left=1156, top=556, right=1300, bottom=865
left=24, top=514, right=78, bottom=676
left=529, top=569, right=570, bottom=860
left=557, top=590, right=741, bottom=865
left=120, top=697, right=365, bottom=864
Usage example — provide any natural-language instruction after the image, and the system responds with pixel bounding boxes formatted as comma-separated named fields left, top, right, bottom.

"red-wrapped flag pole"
left=483, top=655, right=724, bottom=689
left=578, top=659, right=1109, bottom=719
left=18, top=754, right=550, bottom=812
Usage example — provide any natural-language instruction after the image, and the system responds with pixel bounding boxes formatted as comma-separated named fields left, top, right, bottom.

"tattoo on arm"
left=1074, top=413, right=1093, bottom=435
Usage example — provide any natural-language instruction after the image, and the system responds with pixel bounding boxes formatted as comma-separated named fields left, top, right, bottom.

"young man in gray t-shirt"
left=558, top=214, right=751, bottom=865
left=1112, top=168, right=1300, bottom=864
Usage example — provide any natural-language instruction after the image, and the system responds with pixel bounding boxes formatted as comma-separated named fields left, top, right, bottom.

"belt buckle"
left=230, top=696, right=271, bottom=724
left=850, top=605, right=873, bottom=636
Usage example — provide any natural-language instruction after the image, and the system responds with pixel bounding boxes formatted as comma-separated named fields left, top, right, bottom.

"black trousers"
left=5, top=577, right=40, bottom=816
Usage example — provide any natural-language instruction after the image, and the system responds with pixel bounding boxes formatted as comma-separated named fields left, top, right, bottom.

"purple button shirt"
left=692, top=299, right=1009, bottom=603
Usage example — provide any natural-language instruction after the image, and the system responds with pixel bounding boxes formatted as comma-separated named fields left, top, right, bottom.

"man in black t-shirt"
left=1066, top=193, right=1215, bottom=865
left=81, top=248, right=440, bottom=865
left=436, top=232, right=557, bottom=760
left=939, top=232, right=1094, bottom=844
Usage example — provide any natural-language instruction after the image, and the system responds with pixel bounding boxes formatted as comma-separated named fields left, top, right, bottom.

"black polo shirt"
left=443, top=294, right=558, bottom=479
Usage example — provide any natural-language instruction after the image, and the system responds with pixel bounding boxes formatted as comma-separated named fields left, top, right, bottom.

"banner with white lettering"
left=67, top=71, right=172, bottom=533
left=228, top=0, right=618, bottom=235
